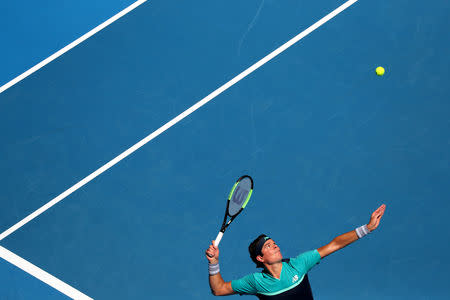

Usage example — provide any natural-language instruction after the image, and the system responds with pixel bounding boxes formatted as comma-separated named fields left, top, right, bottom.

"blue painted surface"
left=1, top=0, right=449, bottom=299
left=0, top=0, right=136, bottom=86
left=0, top=257, right=69, bottom=299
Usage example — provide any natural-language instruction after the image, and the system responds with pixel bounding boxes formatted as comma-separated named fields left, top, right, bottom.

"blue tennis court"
left=1, top=0, right=449, bottom=299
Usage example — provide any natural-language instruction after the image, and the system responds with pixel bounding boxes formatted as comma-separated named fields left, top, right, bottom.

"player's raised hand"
left=367, top=204, right=386, bottom=232
left=205, top=240, right=219, bottom=264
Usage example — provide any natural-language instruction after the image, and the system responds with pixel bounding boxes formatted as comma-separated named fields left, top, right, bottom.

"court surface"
left=1, top=0, right=449, bottom=299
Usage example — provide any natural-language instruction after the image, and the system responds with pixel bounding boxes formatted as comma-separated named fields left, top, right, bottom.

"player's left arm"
left=317, top=204, right=386, bottom=259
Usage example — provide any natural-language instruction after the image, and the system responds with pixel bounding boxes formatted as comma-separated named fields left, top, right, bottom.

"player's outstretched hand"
left=367, top=204, right=386, bottom=232
left=205, top=240, right=219, bottom=264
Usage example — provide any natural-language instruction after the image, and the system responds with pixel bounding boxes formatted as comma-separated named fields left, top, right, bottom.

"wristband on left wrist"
left=355, top=224, right=370, bottom=238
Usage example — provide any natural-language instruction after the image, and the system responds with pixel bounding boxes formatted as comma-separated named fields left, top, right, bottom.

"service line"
left=0, top=0, right=359, bottom=241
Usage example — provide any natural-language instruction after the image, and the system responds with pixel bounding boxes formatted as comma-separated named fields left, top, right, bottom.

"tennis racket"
left=212, top=175, right=254, bottom=248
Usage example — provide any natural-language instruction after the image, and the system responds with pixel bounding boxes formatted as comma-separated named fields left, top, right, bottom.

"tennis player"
left=205, top=204, right=386, bottom=299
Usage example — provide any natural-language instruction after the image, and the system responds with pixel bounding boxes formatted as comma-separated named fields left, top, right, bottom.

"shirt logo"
left=292, top=275, right=299, bottom=283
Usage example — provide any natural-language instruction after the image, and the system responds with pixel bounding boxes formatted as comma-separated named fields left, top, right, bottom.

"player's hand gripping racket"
left=210, top=175, right=253, bottom=254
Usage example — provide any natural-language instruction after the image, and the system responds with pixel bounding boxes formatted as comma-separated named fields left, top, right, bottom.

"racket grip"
left=214, top=232, right=224, bottom=247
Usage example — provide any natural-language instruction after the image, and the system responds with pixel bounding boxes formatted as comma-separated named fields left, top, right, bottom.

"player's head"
left=249, top=234, right=283, bottom=268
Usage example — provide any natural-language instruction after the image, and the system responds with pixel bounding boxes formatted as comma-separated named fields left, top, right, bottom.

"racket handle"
left=214, top=232, right=224, bottom=247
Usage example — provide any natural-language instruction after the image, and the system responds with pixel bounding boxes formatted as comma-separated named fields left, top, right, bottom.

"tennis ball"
left=376, top=66, right=385, bottom=76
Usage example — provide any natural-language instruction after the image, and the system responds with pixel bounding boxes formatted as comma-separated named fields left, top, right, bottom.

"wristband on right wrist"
left=209, top=262, right=220, bottom=275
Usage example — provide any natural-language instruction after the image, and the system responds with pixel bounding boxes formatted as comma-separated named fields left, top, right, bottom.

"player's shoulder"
left=293, top=249, right=320, bottom=259
left=249, top=269, right=275, bottom=283
left=290, top=250, right=320, bottom=264
left=234, top=271, right=258, bottom=283
left=284, top=257, right=301, bottom=270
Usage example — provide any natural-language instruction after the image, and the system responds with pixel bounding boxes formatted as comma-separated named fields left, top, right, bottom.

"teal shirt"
left=231, top=249, right=321, bottom=296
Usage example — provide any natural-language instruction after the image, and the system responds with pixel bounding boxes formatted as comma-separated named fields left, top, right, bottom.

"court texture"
left=1, top=0, right=449, bottom=299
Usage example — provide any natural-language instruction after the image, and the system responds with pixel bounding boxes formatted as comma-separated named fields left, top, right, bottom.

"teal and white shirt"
left=231, top=250, right=321, bottom=299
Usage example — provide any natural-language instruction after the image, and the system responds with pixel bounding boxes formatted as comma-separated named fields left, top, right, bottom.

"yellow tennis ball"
left=376, top=66, right=385, bottom=76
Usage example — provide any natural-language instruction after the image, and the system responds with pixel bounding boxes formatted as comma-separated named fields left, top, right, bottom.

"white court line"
left=0, top=0, right=148, bottom=94
left=0, top=246, right=93, bottom=299
left=0, top=0, right=359, bottom=241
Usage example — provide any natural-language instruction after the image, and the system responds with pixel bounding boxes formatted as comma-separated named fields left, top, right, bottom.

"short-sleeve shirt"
left=231, top=249, right=321, bottom=299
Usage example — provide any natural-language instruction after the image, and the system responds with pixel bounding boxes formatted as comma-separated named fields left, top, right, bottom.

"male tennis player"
left=205, top=204, right=386, bottom=299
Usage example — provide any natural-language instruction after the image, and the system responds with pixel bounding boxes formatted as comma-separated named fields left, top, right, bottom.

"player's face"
left=260, top=239, right=283, bottom=264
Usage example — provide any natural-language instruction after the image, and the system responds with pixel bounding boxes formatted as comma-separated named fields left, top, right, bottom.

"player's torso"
left=254, top=260, right=314, bottom=300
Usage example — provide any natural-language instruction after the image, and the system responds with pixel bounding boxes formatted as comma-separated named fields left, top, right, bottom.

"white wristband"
left=209, top=263, right=220, bottom=275
left=355, top=225, right=370, bottom=239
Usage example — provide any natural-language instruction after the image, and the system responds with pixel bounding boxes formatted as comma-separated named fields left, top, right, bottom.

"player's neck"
left=265, top=261, right=283, bottom=279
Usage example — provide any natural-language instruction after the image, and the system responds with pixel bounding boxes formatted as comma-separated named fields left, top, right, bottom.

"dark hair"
left=248, top=234, right=268, bottom=268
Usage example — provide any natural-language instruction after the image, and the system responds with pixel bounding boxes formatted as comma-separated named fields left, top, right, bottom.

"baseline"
left=0, top=246, right=93, bottom=299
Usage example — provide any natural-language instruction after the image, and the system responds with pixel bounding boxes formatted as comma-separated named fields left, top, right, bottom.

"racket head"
left=227, top=175, right=253, bottom=217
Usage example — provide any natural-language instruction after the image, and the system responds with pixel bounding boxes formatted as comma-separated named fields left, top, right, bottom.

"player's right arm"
left=206, top=241, right=236, bottom=296
left=209, top=273, right=235, bottom=296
